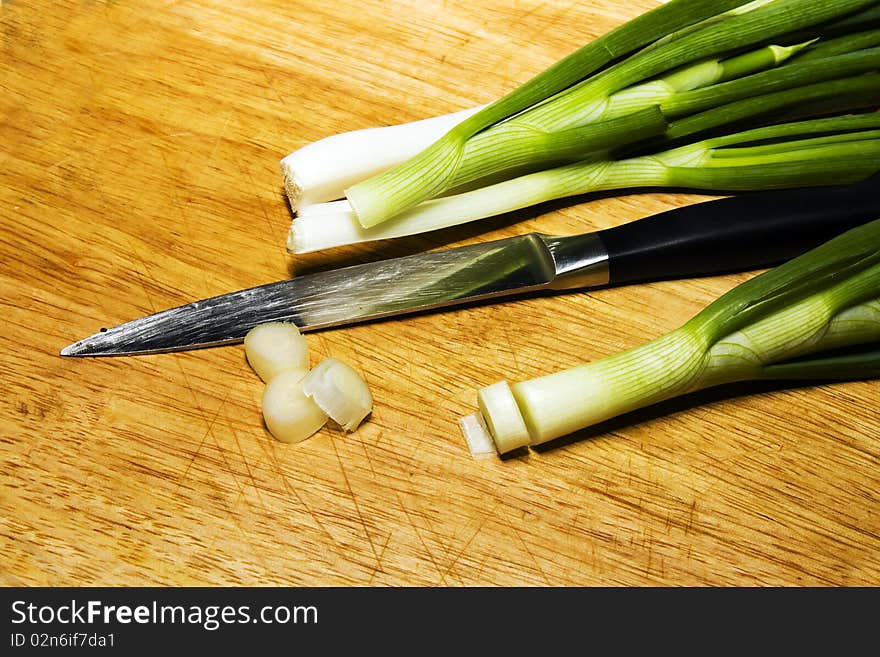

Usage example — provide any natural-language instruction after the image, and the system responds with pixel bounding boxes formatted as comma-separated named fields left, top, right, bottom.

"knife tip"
left=60, top=340, right=89, bottom=357
left=60, top=330, right=108, bottom=357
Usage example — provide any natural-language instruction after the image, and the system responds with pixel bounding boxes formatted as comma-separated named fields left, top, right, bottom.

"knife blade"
left=61, top=174, right=880, bottom=357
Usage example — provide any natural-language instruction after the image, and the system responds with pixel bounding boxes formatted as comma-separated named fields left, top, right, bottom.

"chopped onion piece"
left=302, top=357, right=373, bottom=431
left=244, top=322, right=309, bottom=383
left=459, top=413, right=499, bottom=459
left=477, top=381, right=531, bottom=453
left=261, top=369, right=328, bottom=443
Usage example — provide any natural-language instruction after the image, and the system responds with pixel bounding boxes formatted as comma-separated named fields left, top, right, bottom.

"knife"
left=61, top=174, right=880, bottom=357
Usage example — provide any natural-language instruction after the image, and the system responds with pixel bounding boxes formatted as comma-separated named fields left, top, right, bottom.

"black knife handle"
left=597, top=173, right=880, bottom=286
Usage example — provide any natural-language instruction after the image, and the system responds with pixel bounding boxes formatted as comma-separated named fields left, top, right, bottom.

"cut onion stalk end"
left=302, top=357, right=373, bottom=432
left=261, top=369, right=328, bottom=443
left=244, top=321, right=309, bottom=383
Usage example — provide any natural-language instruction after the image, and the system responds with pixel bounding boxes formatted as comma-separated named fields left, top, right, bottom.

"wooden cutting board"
left=2, top=0, right=877, bottom=587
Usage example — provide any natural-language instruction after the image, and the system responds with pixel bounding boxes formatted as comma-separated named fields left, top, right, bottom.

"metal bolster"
left=538, top=232, right=610, bottom=290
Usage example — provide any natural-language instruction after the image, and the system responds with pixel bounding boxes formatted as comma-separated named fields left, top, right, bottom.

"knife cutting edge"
left=61, top=174, right=880, bottom=357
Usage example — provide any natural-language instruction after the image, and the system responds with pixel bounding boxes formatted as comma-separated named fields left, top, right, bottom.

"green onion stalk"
left=449, top=43, right=880, bottom=193
left=279, top=30, right=873, bottom=211
left=445, top=40, right=815, bottom=193
left=289, top=114, right=880, bottom=253
left=282, top=3, right=880, bottom=225
left=345, top=0, right=880, bottom=229
left=280, top=0, right=764, bottom=211
left=474, top=218, right=880, bottom=454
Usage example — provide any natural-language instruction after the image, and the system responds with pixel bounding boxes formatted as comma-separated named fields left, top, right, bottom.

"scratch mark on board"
left=396, top=491, right=447, bottom=585
left=331, top=434, right=382, bottom=575
left=437, top=509, right=494, bottom=582
left=226, top=411, right=269, bottom=513
left=511, top=523, right=552, bottom=586
left=367, top=531, right=394, bottom=585
left=252, top=422, right=338, bottom=545
left=46, top=132, right=192, bottom=174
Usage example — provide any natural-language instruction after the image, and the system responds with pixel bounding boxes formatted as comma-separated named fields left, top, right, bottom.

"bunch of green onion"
left=469, top=218, right=880, bottom=454
left=282, top=0, right=880, bottom=253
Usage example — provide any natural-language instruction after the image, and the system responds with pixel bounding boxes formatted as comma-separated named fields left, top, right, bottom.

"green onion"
left=341, top=0, right=763, bottom=228
left=470, top=218, right=880, bottom=454
left=435, top=39, right=876, bottom=193
left=283, top=1, right=880, bottom=255
left=288, top=114, right=880, bottom=253
left=345, top=0, right=880, bottom=229
left=445, top=40, right=809, bottom=192
left=281, top=37, right=814, bottom=214
left=281, top=2, right=880, bottom=226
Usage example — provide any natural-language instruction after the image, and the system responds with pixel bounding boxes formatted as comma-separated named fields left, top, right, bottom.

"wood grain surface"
left=2, top=0, right=878, bottom=587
